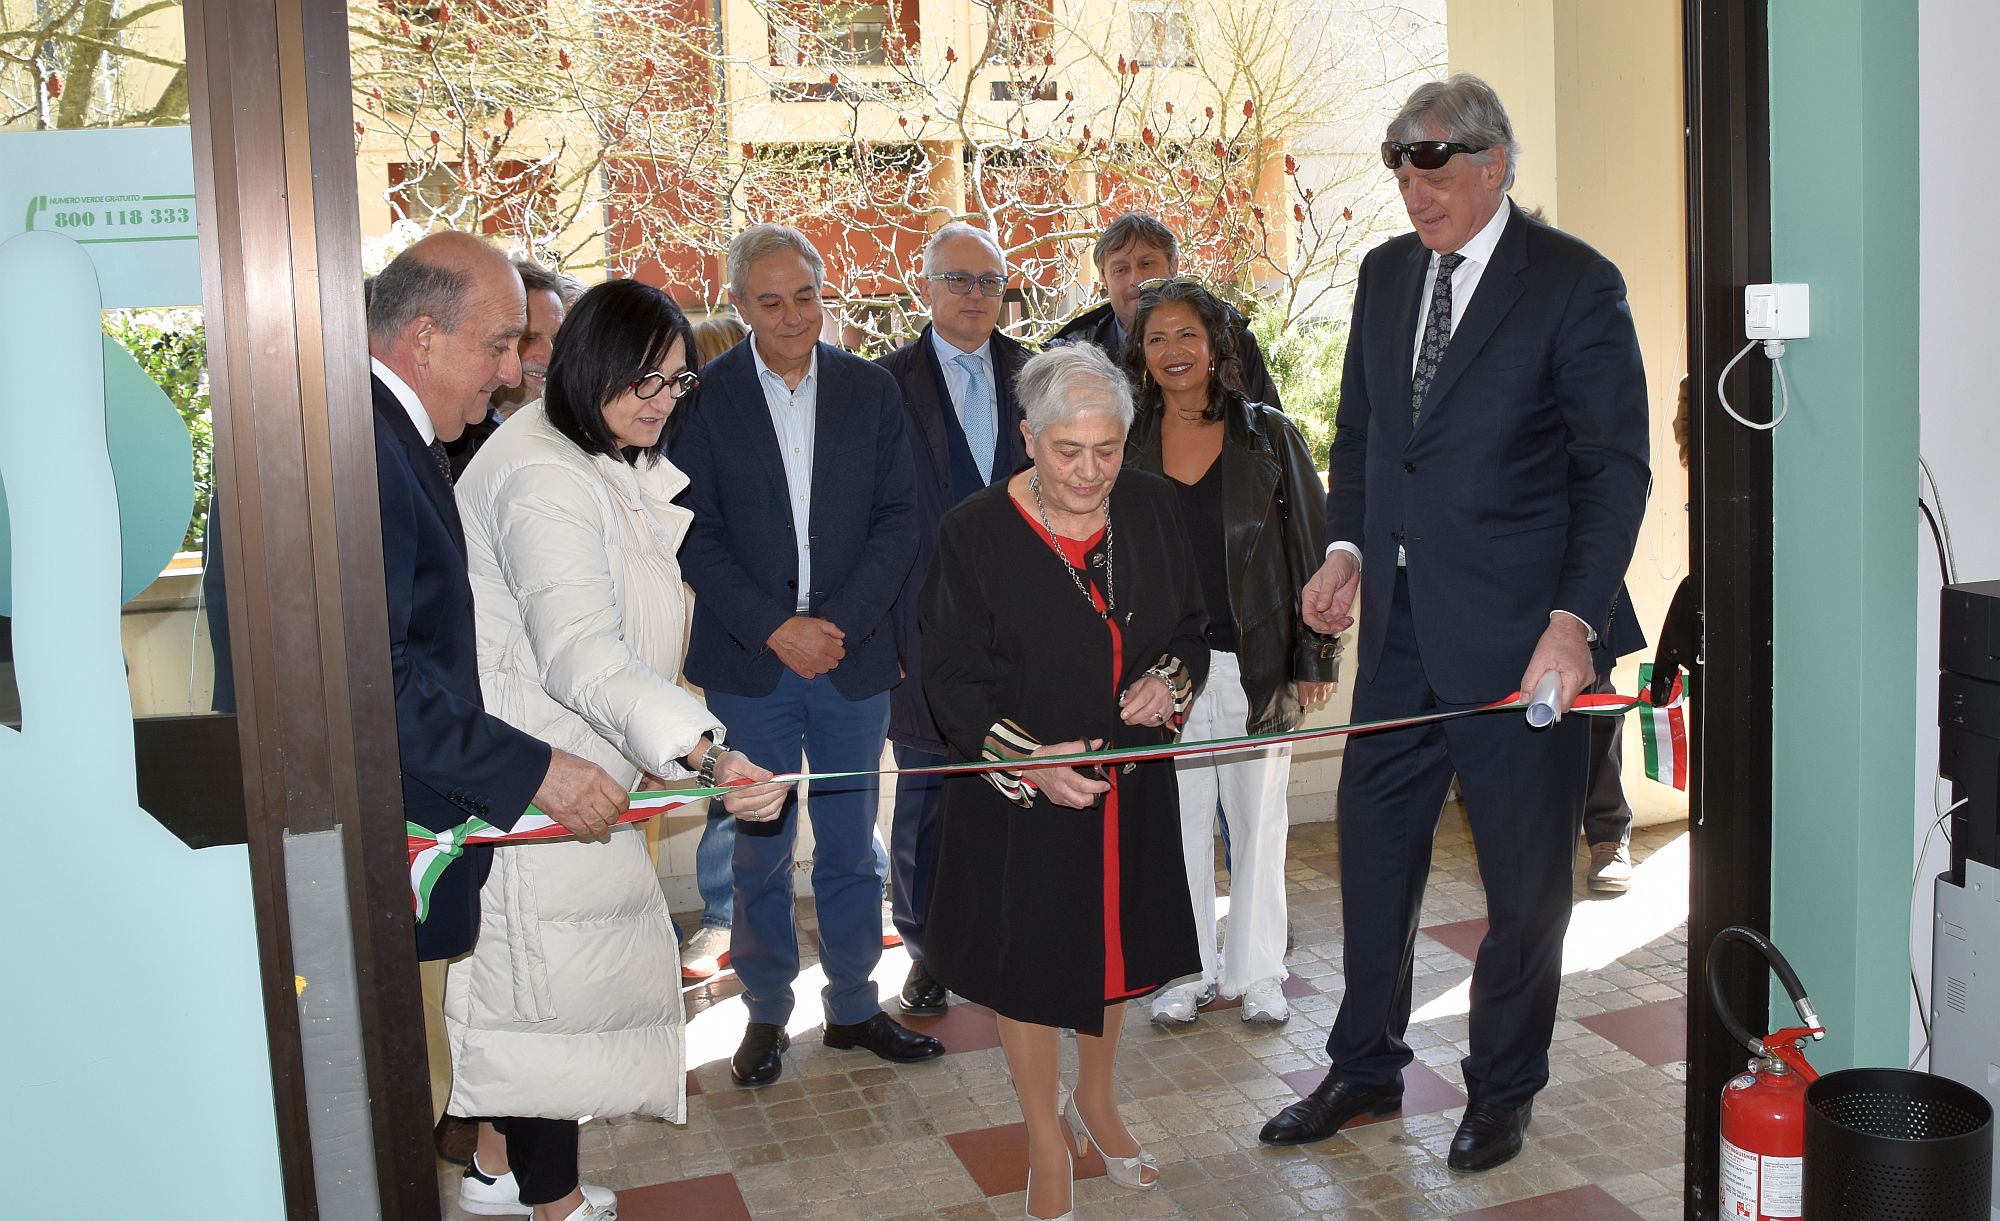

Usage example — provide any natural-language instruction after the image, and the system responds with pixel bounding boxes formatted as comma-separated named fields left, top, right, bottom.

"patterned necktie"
left=953, top=352, right=996, bottom=484
left=1411, top=251, right=1466, bottom=426
left=428, top=438, right=454, bottom=484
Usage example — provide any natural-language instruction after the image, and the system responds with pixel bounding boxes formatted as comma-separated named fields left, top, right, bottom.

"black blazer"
left=675, top=341, right=919, bottom=701
left=877, top=326, right=1030, bottom=751
left=1326, top=202, right=1650, bottom=703
left=372, top=375, right=550, bottom=961
left=1128, top=397, right=1340, bottom=734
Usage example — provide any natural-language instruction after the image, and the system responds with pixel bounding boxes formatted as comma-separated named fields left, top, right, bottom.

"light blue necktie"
left=953, top=352, right=996, bottom=484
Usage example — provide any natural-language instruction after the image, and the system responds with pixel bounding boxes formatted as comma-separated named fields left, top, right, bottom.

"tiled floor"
left=440, top=808, right=1691, bottom=1220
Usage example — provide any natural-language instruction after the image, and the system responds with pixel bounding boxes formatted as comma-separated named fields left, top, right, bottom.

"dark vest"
left=922, top=337, right=1013, bottom=503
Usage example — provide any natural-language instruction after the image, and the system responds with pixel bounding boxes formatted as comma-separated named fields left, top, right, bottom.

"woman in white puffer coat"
left=447, top=279, right=789, bottom=1221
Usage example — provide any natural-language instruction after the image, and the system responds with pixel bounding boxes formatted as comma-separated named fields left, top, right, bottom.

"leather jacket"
left=1127, top=397, right=1340, bottom=734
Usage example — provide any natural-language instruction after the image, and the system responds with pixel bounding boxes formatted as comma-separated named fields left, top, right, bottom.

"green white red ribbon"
left=406, top=683, right=1685, bottom=920
left=1637, top=664, right=1690, bottom=790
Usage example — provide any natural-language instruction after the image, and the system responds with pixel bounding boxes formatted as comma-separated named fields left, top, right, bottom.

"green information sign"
left=0, top=127, right=201, bottom=307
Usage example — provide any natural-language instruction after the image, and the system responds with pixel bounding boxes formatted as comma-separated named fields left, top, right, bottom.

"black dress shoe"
left=1257, top=1074, right=1403, bottom=1145
left=899, top=960, right=949, bottom=1016
left=731, top=1022, right=790, bottom=1086
left=823, top=1011, right=946, bottom=1062
left=1448, top=1100, right=1531, bottom=1171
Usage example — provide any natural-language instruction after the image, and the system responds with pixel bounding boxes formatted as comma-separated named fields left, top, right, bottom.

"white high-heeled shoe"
left=1064, top=1094, right=1158, bottom=1190
left=1024, top=1143, right=1074, bottom=1220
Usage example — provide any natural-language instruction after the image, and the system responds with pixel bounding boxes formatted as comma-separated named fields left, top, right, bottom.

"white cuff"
left=1550, top=609, right=1598, bottom=644
left=1326, top=541, right=1363, bottom=569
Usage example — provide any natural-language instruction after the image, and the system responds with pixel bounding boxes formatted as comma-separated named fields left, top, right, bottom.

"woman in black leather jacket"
left=1122, top=279, right=1341, bottom=1027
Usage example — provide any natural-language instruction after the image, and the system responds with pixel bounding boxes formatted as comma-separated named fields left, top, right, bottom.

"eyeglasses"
left=630, top=369, right=701, bottom=401
left=925, top=271, right=1009, bottom=298
left=1380, top=140, right=1485, bottom=171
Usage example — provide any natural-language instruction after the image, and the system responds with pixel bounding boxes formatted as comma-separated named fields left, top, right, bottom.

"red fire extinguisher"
left=1707, top=927, right=1827, bottom=1221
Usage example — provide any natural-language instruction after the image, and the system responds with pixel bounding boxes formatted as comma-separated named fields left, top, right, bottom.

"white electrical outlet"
left=1745, top=282, right=1811, bottom=341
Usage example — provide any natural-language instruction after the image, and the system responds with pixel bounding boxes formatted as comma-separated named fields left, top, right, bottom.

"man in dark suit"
left=1258, top=76, right=1649, bottom=1172
left=874, top=222, right=1030, bottom=1016
left=1047, top=211, right=1283, bottom=409
left=675, top=224, right=942, bottom=1086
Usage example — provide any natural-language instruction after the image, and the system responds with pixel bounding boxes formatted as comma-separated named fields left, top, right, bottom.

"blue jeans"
left=694, top=804, right=891, bottom=930
left=704, top=671, right=892, bottom=1026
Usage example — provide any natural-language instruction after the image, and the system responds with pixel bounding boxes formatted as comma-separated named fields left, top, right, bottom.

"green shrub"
left=1248, top=308, right=1345, bottom=470
left=104, top=310, right=211, bottom=554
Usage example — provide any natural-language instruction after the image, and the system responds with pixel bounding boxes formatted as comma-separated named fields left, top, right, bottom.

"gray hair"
left=1093, top=212, right=1178, bottom=271
left=367, top=252, right=470, bottom=341
left=1389, top=73, right=1521, bottom=191
left=923, top=222, right=1007, bottom=271
left=514, top=257, right=584, bottom=307
left=727, top=224, right=825, bottom=299
left=1016, top=344, right=1134, bottom=438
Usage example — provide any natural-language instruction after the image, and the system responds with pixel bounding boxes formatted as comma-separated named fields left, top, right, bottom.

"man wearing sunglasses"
left=1259, top=74, right=1649, bottom=1174
left=874, top=222, right=1033, bottom=1018
left=1047, top=211, right=1283, bottom=411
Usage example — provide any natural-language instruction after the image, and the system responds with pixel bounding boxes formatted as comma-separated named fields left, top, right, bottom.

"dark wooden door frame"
left=185, top=0, right=437, bottom=1216
left=1681, top=2, right=1776, bottom=1218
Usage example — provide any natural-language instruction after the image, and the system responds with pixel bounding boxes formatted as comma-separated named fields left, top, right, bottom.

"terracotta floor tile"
left=615, top=1171, right=754, bottom=1221
left=943, top=1119, right=1110, bottom=1197
left=1578, top=997, right=1687, bottom=1066
left=1451, top=1182, right=1642, bottom=1218
left=1279, top=1058, right=1468, bottom=1128
left=1423, top=917, right=1490, bottom=962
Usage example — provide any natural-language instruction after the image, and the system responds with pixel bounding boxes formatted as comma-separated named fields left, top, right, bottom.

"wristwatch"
left=696, top=736, right=727, bottom=787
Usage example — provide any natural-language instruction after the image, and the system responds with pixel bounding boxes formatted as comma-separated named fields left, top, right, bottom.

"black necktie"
left=1412, top=251, right=1466, bottom=426
left=428, top=438, right=453, bottom=484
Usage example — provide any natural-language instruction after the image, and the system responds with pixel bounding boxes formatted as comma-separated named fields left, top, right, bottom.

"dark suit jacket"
left=1326, top=202, right=1650, bottom=704
left=675, top=341, right=919, bottom=701
left=372, top=375, right=551, bottom=961
left=876, top=325, right=1030, bottom=751
left=1048, top=300, right=1284, bottom=411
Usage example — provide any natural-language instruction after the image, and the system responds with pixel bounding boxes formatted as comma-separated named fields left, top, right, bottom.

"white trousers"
left=1172, top=649, right=1292, bottom=996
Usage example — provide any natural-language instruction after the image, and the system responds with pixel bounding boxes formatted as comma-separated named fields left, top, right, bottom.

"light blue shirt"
left=751, top=337, right=819, bottom=612
left=928, top=328, right=994, bottom=434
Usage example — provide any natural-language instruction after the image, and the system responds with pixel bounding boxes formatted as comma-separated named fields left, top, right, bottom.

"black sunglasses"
left=630, top=369, right=701, bottom=401
left=1380, top=140, right=1485, bottom=171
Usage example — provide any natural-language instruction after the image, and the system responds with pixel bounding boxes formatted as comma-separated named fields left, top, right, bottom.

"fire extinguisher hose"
left=1707, top=925, right=1825, bottom=1057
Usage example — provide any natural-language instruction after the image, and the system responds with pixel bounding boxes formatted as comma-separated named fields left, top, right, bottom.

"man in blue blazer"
left=1258, top=77, right=1649, bottom=1171
left=367, top=231, right=628, bottom=964
left=676, top=225, right=941, bottom=1086
left=874, top=222, right=1030, bottom=1017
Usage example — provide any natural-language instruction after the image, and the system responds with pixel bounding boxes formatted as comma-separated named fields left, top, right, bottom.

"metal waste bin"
left=1803, top=1067, right=1992, bottom=1219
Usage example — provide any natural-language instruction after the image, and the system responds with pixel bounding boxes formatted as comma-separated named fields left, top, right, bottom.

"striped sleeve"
left=1148, top=654, right=1196, bottom=736
left=982, top=719, right=1044, bottom=807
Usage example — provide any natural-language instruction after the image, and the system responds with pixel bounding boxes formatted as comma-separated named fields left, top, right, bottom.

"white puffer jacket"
left=444, top=402, right=719, bottom=1122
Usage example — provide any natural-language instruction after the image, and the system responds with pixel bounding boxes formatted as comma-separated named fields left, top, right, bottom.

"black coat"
left=1326, top=201, right=1650, bottom=703
left=1048, top=300, right=1284, bottom=411
left=877, top=326, right=1031, bottom=752
left=1127, top=397, right=1340, bottom=734
left=919, top=473, right=1208, bottom=1032
left=372, top=376, right=550, bottom=961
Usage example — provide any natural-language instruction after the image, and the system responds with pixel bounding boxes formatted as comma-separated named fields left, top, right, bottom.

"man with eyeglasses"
left=1258, top=75, right=1648, bottom=1174
left=1047, top=210, right=1283, bottom=410
left=674, top=224, right=942, bottom=1088
left=874, top=222, right=1032, bottom=1017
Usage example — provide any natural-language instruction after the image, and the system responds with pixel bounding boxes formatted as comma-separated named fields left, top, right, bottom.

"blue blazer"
left=1325, top=202, right=1650, bottom=704
left=675, top=341, right=919, bottom=701
left=372, top=376, right=550, bottom=961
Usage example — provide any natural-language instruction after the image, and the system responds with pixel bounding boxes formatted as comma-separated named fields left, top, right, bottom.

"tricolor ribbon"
left=406, top=683, right=1687, bottom=919
left=1637, top=664, right=1690, bottom=790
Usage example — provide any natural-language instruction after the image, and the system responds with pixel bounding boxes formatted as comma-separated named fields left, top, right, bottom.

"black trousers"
left=1582, top=671, right=1634, bottom=847
left=1325, top=571, right=1589, bottom=1108
left=489, top=1117, right=579, bottom=1207
left=888, top=742, right=946, bottom=959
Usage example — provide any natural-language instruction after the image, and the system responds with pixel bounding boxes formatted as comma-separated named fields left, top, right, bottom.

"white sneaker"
left=680, top=925, right=730, bottom=981
left=1149, top=980, right=1211, bottom=1025
left=882, top=895, right=903, bottom=947
left=459, top=1158, right=616, bottom=1218
left=1240, top=977, right=1289, bottom=1024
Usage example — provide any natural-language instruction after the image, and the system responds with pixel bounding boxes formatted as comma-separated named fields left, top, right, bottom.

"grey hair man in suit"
left=1258, top=75, right=1649, bottom=1172
left=875, top=223, right=1031, bottom=1016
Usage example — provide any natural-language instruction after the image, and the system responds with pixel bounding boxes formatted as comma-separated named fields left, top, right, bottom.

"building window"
left=989, top=0, right=1054, bottom=63
left=1132, top=2, right=1193, bottom=68
left=769, top=3, right=908, bottom=67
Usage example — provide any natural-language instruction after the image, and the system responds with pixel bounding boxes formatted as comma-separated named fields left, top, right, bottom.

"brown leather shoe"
left=433, top=1114, right=477, bottom=1165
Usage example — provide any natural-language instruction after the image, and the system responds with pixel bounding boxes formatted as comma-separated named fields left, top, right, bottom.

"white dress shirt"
left=372, top=356, right=435, bottom=444
left=751, top=337, right=819, bottom=613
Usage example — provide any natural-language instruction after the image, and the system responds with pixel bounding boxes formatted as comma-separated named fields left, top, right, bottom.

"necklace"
left=1030, top=472, right=1114, bottom=619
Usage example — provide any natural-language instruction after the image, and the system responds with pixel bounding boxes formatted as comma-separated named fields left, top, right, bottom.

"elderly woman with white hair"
left=920, top=343, right=1208, bottom=1221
